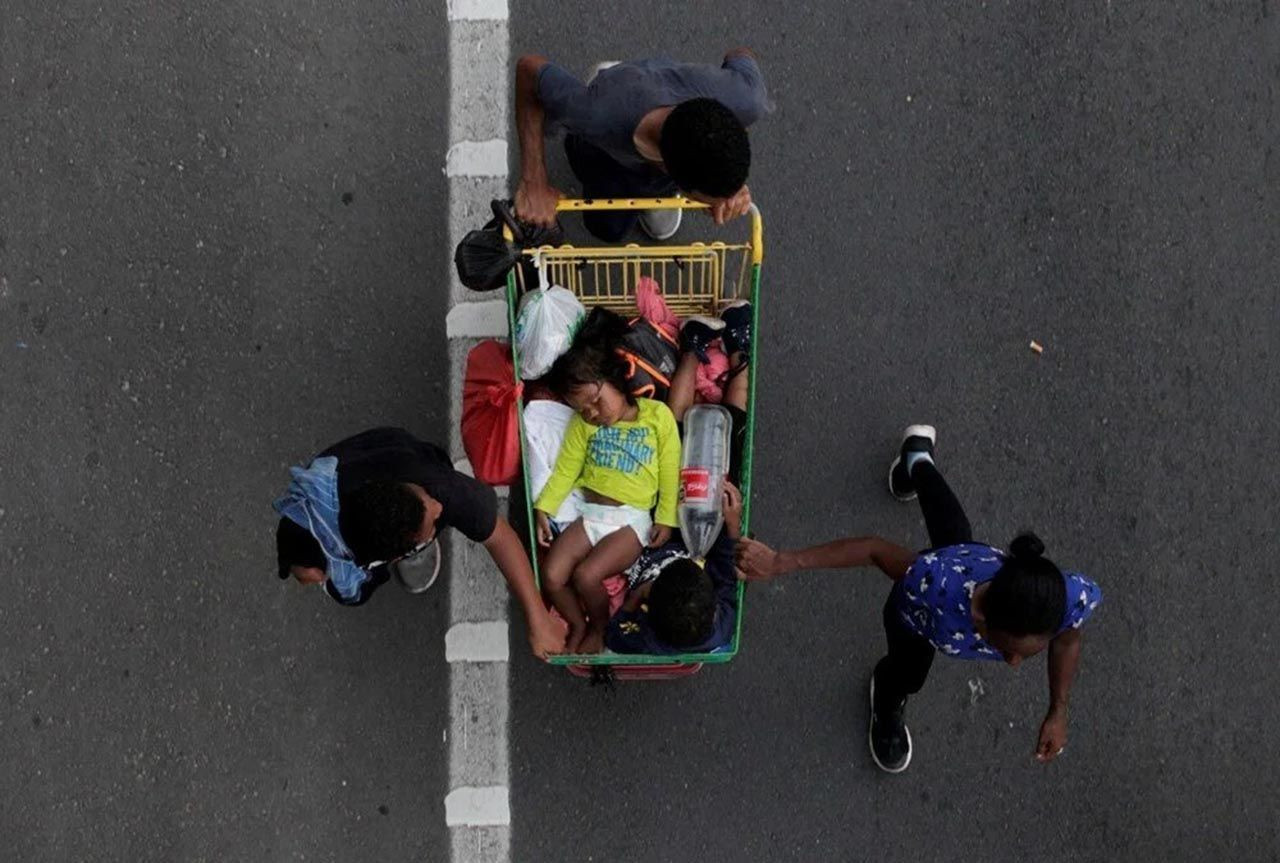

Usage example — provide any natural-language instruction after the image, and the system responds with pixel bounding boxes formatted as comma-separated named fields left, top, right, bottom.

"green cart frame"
left=505, top=197, right=763, bottom=678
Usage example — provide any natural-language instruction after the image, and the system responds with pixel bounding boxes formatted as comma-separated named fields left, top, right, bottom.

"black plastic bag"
left=454, top=200, right=564, bottom=292
left=454, top=217, right=518, bottom=292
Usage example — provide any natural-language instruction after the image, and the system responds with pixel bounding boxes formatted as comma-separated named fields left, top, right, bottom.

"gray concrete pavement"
left=510, top=3, right=1278, bottom=862
left=1, top=2, right=453, bottom=860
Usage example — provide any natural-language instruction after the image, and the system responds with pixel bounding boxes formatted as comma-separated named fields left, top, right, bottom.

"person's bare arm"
left=1036, top=627, right=1083, bottom=762
left=483, top=517, right=564, bottom=658
left=704, top=46, right=761, bottom=225
left=514, top=54, right=562, bottom=226
left=736, top=536, right=915, bottom=582
left=722, top=480, right=744, bottom=540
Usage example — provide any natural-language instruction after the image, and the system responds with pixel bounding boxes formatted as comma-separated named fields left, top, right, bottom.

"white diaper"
left=579, top=502, right=652, bottom=547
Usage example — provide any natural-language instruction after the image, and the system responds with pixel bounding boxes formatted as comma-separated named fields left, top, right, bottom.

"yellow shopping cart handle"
left=550, top=197, right=763, bottom=264
left=502, top=197, right=763, bottom=265
left=555, top=196, right=708, bottom=212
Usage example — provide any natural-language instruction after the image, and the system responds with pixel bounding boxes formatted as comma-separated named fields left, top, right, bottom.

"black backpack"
left=617, top=317, right=680, bottom=400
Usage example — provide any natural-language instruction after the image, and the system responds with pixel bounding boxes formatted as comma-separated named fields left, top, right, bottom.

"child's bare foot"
left=565, top=622, right=589, bottom=654
left=577, top=627, right=606, bottom=655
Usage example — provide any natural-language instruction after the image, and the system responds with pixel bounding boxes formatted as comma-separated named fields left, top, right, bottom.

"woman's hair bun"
left=1009, top=532, right=1046, bottom=560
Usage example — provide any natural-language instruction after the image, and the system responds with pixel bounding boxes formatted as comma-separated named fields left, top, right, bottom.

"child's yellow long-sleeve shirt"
left=534, top=398, right=681, bottom=527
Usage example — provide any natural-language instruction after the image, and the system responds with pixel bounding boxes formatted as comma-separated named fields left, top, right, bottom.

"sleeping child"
left=533, top=308, right=681, bottom=654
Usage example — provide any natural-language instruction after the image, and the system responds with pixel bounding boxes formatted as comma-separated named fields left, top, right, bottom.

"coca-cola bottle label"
left=681, top=467, right=711, bottom=502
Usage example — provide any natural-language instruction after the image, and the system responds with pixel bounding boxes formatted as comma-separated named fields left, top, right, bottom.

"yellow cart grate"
left=514, top=241, right=753, bottom=317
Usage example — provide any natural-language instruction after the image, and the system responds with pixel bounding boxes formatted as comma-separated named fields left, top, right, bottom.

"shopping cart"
left=505, top=197, right=763, bottom=678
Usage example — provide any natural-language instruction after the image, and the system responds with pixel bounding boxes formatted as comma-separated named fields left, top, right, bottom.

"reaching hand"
left=1035, top=708, right=1068, bottom=763
left=528, top=609, right=565, bottom=660
left=649, top=524, right=672, bottom=549
left=735, top=536, right=786, bottom=581
left=534, top=511, right=554, bottom=548
left=708, top=185, right=752, bottom=225
left=514, top=178, right=563, bottom=228
left=721, top=480, right=744, bottom=538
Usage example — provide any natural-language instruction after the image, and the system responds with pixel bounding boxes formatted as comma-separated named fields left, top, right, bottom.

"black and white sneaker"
left=680, top=315, right=724, bottom=363
left=888, top=424, right=937, bottom=502
left=868, top=676, right=913, bottom=774
left=639, top=207, right=682, bottom=241
left=718, top=300, right=752, bottom=359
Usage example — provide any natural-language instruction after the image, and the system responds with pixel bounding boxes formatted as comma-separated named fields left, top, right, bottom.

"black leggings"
left=913, top=460, right=973, bottom=548
left=872, top=460, right=972, bottom=714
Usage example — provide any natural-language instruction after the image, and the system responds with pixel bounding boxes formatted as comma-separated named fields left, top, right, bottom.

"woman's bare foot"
left=577, top=627, right=606, bottom=655
left=565, top=622, right=588, bottom=654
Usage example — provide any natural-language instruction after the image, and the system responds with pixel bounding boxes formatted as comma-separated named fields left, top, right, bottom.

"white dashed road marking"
left=447, top=0, right=508, bottom=21
left=446, top=622, right=511, bottom=663
left=444, top=1, right=513, bottom=861
left=445, top=299, right=510, bottom=339
left=445, top=786, right=512, bottom=827
left=446, top=140, right=510, bottom=177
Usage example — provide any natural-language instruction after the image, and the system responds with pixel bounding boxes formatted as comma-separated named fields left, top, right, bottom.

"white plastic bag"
left=522, top=399, right=584, bottom=524
left=514, top=283, right=584, bottom=380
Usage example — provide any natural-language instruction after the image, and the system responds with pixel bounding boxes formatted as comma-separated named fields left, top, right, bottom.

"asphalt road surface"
left=509, top=4, right=1278, bottom=863
left=3, top=2, right=453, bottom=860
left=3, top=1, right=1278, bottom=861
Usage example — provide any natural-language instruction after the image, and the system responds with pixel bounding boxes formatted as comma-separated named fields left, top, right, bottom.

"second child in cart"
left=534, top=309, right=681, bottom=654
left=605, top=299, right=755, bottom=653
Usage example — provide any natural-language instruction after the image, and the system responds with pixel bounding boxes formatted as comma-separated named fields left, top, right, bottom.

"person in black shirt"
left=275, top=427, right=564, bottom=659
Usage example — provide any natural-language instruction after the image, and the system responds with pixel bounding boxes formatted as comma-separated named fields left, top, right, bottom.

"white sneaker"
left=639, top=207, right=682, bottom=241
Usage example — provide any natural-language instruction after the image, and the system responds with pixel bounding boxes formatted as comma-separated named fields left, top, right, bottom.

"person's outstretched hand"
left=735, top=536, right=786, bottom=581
left=708, top=185, right=752, bottom=225
left=515, top=178, right=563, bottom=228
left=1035, top=707, right=1068, bottom=763
left=528, top=609, right=565, bottom=660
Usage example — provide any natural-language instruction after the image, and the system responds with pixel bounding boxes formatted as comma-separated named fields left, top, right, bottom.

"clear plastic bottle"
left=678, top=404, right=732, bottom=560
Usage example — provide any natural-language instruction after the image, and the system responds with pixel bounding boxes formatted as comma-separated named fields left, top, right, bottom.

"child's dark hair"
left=340, top=481, right=424, bottom=565
left=545, top=307, right=635, bottom=403
left=984, top=532, right=1067, bottom=637
left=648, top=558, right=716, bottom=648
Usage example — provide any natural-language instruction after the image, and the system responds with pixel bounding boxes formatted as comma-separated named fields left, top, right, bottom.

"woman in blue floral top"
left=736, top=425, right=1102, bottom=774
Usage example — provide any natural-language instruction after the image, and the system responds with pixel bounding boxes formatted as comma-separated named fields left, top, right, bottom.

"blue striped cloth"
left=272, top=456, right=369, bottom=601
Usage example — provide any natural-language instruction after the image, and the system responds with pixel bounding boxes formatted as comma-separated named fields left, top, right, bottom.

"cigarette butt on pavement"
left=1029, top=340, right=1044, bottom=355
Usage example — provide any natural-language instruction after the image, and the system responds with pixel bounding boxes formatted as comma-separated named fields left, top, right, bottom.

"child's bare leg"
left=540, top=520, right=592, bottom=650
left=571, top=527, right=643, bottom=653
left=667, top=351, right=701, bottom=421
left=724, top=351, right=749, bottom=411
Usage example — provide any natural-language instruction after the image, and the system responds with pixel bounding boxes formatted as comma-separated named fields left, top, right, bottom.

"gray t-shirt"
left=537, top=55, right=768, bottom=172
